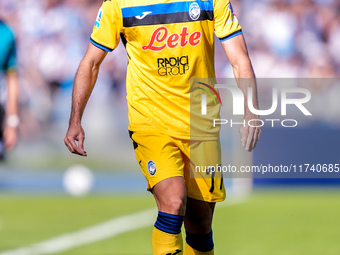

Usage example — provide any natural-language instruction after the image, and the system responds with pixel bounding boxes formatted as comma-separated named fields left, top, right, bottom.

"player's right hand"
left=64, top=124, right=87, bottom=156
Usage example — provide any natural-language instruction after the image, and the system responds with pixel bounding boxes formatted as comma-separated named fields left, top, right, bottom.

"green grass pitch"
left=0, top=189, right=339, bottom=255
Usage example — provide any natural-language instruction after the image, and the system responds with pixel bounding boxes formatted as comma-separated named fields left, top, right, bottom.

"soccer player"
left=0, top=19, right=20, bottom=160
left=64, top=0, right=261, bottom=254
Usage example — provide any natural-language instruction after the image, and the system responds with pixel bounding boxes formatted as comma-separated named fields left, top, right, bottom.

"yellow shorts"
left=129, top=131, right=225, bottom=203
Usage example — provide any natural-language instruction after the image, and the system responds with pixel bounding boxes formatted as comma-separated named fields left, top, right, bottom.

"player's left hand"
left=239, top=114, right=261, bottom=152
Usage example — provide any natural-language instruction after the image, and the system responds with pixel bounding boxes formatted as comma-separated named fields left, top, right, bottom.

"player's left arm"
left=221, top=34, right=261, bottom=152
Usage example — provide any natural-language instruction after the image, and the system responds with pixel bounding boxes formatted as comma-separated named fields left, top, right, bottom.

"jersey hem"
left=219, top=29, right=243, bottom=42
left=90, top=37, right=114, bottom=52
left=128, top=127, right=220, bottom=141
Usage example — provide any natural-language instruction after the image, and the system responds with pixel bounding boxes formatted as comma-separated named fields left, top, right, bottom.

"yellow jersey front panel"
left=90, top=0, right=242, bottom=140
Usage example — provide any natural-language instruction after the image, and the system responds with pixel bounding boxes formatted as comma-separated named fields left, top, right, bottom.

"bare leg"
left=151, top=176, right=187, bottom=255
left=183, top=197, right=216, bottom=254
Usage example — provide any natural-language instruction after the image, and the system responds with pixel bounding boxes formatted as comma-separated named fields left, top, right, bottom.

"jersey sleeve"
left=214, top=0, right=242, bottom=42
left=90, top=0, right=123, bottom=52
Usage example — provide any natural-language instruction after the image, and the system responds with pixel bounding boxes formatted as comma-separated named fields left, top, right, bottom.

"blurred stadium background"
left=0, top=0, right=340, bottom=254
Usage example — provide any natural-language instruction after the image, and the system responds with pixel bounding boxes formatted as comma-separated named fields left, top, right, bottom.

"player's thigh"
left=152, top=176, right=187, bottom=215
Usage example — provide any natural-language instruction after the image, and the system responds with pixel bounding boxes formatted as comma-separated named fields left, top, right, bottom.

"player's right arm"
left=64, top=43, right=107, bottom=156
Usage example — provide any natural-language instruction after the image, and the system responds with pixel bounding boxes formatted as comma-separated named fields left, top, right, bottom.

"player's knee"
left=165, top=195, right=186, bottom=215
left=170, top=195, right=187, bottom=215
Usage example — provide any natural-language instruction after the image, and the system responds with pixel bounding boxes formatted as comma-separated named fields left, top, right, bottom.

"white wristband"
left=6, top=115, right=20, bottom=128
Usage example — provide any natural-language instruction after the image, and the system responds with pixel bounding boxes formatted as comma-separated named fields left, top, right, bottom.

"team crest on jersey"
left=189, top=2, right=200, bottom=20
left=94, top=8, right=103, bottom=28
left=147, top=160, right=157, bottom=176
